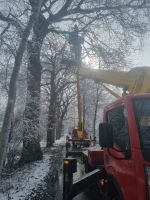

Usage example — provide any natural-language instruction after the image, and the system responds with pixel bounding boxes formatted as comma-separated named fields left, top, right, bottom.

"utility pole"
left=69, top=25, right=84, bottom=130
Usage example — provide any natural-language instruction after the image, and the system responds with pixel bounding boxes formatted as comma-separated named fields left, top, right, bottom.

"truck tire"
left=104, top=194, right=120, bottom=200
left=104, top=179, right=122, bottom=200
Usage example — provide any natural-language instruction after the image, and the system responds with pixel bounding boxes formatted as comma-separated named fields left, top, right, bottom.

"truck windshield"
left=134, top=98, right=150, bottom=161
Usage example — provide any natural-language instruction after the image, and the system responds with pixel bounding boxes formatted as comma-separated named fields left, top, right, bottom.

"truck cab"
left=100, top=94, right=150, bottom=200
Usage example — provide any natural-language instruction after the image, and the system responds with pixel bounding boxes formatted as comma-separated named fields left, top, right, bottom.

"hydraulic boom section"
left=76, top=66, right=150, bottom=94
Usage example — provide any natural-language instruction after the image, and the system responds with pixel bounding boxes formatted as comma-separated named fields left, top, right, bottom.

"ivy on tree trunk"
left=19, top=13, right=48, bottom=165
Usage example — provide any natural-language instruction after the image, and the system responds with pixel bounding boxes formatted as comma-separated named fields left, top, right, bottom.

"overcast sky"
left=141, top=38, right=150, bottom=66
left=134, top=34, right=150, bottom=67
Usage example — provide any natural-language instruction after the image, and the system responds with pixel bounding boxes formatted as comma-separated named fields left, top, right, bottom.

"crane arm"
left=76, top=67, right=150, bottom=94
left=102, top=84, right=121, bottom=98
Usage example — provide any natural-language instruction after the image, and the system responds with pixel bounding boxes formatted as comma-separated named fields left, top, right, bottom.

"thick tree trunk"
left=19, top=40, right=43, bottom=164
left=19, top=13, right=48, bottom=165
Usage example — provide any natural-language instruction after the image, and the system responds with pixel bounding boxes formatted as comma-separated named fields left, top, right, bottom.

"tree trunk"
left=46, top=68, right=56, bottom=147
left=19, top=40, right=42, bottom=164
left=19, top=13, right=48, bottom=165
left=93, top=86, right=99, bottom=139
left=0, top=1, right=43, bottom=173
left=46, top=114, right=55, bottom=147
left=56, top=120, right=63, bottom=140
left=46, top=97, right=56, bottom=146
left=46, top=97, right=56, bottom=147
left=55, top=102, right=68, bottom=140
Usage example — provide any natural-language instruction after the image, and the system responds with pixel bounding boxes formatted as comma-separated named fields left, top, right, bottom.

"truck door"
left=106, top=106, right=137, bottom=199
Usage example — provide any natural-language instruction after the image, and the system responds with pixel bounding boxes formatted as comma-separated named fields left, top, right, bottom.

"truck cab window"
left=108, top=107, right=130, bottom=152
left=134, top=98, right=150, bottom=161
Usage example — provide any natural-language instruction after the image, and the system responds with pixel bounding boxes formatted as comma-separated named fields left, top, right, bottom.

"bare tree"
left=41, top=35, right=76, bottom=146
left=55, top=84, right=76, bottom=140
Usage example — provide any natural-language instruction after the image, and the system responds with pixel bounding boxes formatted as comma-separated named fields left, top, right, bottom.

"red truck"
left=63, top=67, right=150, bottom=200
left=98, top=93, right=150, bottom=200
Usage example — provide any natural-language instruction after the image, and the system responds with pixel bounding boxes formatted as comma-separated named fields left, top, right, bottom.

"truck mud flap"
left=70, top=168, right=105, bottom=198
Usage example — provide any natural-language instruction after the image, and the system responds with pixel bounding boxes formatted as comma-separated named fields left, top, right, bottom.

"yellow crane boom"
left=76, top=66, right=150, bottom=95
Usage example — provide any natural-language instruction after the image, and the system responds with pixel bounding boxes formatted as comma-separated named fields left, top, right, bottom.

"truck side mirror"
left=99, top=123, right=113, bottom=148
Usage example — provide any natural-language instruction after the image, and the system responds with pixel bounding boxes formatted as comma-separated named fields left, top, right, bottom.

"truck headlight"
left=145, top=166, right=150, bottom=197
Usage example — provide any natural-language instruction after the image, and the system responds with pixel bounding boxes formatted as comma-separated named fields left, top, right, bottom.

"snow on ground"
left=40, top=136, right=66, bottom=148
left=54, top=135, right=66, bottom=146
left=40, top=141, right=47, bottom=148
left=0, top=152, right=51, bottom=200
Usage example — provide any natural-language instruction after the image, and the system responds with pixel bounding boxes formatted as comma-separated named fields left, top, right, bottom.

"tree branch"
left=0, top=12, right=23, bottom=36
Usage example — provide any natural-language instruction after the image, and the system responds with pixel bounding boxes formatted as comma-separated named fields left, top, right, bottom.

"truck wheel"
left=104, top=180, right=121, bottom=200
